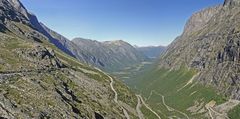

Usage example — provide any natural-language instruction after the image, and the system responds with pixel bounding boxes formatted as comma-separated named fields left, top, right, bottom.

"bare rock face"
left=6, top=0, right=29, bottom=19
left=159, top=1, right=240, bottom=99
left=224, top=0, right=240, bottom=6
left=183, top=6, right=222, bottom=36
left=0, top=0, right=28, bottom=24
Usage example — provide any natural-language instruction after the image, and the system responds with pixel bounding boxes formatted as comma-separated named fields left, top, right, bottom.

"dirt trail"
left=205, top=99, right=240, bottom=119
left=107, top=73, right=130, bottom=119
left=162, top=96, right=174, bottom=112
left=207, top=108, right=214, bottom=119
left=177, top=73, right=199, bottom=92
left=136, top=96, right=145, bottom=119
left=137, top=95, right=161, bottom=119
left=0, top=68, right=59, bottom=81
left=109, top=77, right=118, bottom=103
left=148, top=90, right=190, bottom=119
left=210, top=108, right=229, bottom=119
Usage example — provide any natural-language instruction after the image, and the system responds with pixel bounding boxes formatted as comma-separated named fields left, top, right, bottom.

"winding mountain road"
left=92, top=67, right=132, bottom=118
left=208, top=107, right=230, bottom=119
left=109, top=76, right=118, bottom=103
left=205, top=99, right=239, bottom=119
left=107, top=73, right=130, bottom=119
left=148, top=90, right=190, bottom=119
left=137, top=95, right=162, bottom=119
left=207, top=107, right=214, bottom=119
left=136, top=96, right=145, bottom=119
left=0, top=68, right=59, bottom=80
left=162, top=96, right=174, bottom=112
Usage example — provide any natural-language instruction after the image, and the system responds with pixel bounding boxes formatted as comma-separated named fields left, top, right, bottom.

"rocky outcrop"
left=15, top=45, right=64, bottom=69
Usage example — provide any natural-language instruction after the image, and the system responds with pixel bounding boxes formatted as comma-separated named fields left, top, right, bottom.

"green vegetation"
left=141, top=106, right=159, bottom=119
left=0, top=35, right=35, bottom=71
left=113, top=78, right=138, bottom=108
left=117, top=64, right=227, bottom=118
left=228, top=104, right=240, bottom=119
left=0, top=23, right=140, bottom=117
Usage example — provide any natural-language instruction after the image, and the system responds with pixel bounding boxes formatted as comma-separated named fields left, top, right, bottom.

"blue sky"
left=20, top=0, right=223, bottom=46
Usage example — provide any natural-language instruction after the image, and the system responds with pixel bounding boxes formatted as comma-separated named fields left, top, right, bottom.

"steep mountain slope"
left=40, top=23, right=79, bottom=57
left=0, top=0, right=74, bottom=57
left=136, top=46, right=166, bottom=59
left=159, top=0, right=240, bottom=100
left=72, top=38, right=147, bottom=72
left=123, top=0, right=240, bottom=118
left=0, top=33, right=139, bottom=118
left=0, top=0, right=152, bottom=118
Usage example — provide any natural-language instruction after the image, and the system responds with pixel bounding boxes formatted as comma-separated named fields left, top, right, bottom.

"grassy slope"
left=0, top=22, right=139, bottom=118
left=119, top=63, right=227, bottom=118
left=141, top=105, right=158, bottom=119
left=38, top=26, right=140, bottom=114
left=44, top=39, right=140, bottom=118
left=228, top=104, right=240, bottom=119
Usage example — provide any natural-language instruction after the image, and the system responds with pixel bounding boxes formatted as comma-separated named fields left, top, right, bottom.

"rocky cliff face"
left=183, top=5, right=222, bottom=36
left=0, top=0, right=28, bottom=26
left=159, top=0, right=240, bottom=99
left=0, top=0, right=141, bottom=118
left=0, top=0, right=75, bottom=57
left=224, top=0, right=240, bottom=6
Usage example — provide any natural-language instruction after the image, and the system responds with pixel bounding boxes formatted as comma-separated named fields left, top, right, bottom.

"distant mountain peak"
left=103, top=40, right=130, bottom=46
left=111, top=40, right=125, bottom=43
left=72, top=38, right=100, bottom=45
left=113, top=40, right=125, bottom=43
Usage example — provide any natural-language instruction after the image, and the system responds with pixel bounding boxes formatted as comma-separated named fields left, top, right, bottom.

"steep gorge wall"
left=159, top=0, right=240, bottom=99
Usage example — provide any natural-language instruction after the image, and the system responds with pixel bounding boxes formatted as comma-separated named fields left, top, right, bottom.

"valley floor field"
left=113, top=62, right=240, bottom=119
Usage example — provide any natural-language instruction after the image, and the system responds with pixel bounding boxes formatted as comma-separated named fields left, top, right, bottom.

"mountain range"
left=41, top=22, right=149, bottom=72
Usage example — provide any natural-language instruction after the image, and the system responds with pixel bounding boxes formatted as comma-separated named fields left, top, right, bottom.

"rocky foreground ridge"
left=0, top=0, right=144, bottom=118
